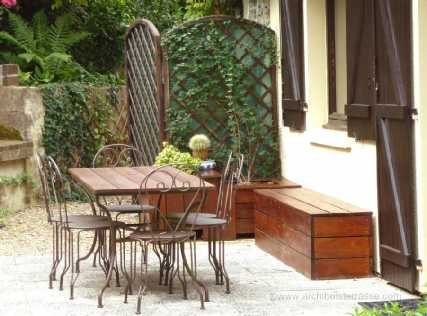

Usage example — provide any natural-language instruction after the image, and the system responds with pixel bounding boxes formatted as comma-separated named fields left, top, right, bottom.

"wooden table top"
left=69, top=166, right=214, bottom=196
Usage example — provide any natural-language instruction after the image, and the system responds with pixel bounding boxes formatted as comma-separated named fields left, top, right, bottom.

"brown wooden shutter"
left=280, top=0, right=306, bottom=130
left=345, top=0, right=376, bottom=140
left=375, top=0, right=416, bottom=292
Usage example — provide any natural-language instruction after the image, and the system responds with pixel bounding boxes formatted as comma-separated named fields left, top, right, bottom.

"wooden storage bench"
left=254, top=188, right=373, bottom=280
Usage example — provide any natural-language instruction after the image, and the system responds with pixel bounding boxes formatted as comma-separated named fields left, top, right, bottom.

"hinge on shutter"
left=416, top=259, right=423, bottom=272
left=410, top=108, right=419, bottom=121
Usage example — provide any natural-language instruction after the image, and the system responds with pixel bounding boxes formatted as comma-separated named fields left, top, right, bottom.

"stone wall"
left=0, top=85, right=127, bottom=211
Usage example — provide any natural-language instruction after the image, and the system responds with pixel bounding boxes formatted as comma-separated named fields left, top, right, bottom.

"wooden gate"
left=124, top=20, right=165, bottom=165
left=347, top=0, right=416, bottom=291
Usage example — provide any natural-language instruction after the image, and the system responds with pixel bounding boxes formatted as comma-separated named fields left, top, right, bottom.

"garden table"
left=68, top=166, right=214, bottom=308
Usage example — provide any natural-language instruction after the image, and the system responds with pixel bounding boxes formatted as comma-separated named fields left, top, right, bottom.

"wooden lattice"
left=164, top=16, right=280, bottom=180
left=125, top=20, right=165, bottom=166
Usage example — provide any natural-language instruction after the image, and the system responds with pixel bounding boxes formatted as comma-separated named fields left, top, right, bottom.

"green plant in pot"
left=188, top=134, right=211, bottom=161
left=155, top=142, right=201, bottom=175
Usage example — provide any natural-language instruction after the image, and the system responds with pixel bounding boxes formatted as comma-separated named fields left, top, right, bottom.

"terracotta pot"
left=192, top=149, right=208, bottom=161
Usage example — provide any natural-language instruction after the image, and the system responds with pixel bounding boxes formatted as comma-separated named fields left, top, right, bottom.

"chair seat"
left=65, top=220, right=126, bottom=230
left=104, top=204, right=155, bottom=213
left=167, top=212, right=227, bottom=227
left=52, top=214, right=108, bottom=223
left=190, top=217, right=227, bottom=227
left=167, top=212, right=216, bottom=220
left=128, top=230, right=196, bottom=242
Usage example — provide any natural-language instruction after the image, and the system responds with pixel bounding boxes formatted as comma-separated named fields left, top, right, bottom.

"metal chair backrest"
left=36, top=154, right=68, bottom=226
left=93, top=144, right=144, bottom=206
left=216, top=153, right=240, bottom=223
left=137, top=164, right=207, bottom=232
left=92, top=143, right=144, bottom=168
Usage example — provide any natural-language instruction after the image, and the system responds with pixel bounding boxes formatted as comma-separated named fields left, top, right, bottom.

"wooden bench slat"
left=277, top=188, right=350, bottom=214
left=255, top=189, right=327, bottom=215
left=288, top=188, right=370, bottom=214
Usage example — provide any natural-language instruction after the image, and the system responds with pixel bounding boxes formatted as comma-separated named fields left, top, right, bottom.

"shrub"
left=0, top=10, right=89, bottom=85
left=155, top=143, right=201, bottom=174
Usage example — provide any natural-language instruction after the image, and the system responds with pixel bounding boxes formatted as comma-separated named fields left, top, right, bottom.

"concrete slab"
left=0, top=240, right=416, bottom=315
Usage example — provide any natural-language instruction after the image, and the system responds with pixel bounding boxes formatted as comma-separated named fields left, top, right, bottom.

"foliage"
left=163, top=19, right=280, bottom=181
left=59, top=0, right=241, bottom=74
left=184, top=0, right=241, bottom=20
left=131, top=0, right=186, bottom=33
left=41, top=83, right=125, bottom=173
left=51, top=0, right=88, bottom=9
left=352, top=300, right=427, bottom=316
left=69, top=0, right=135, bottom=73
left=0, top=124, right=22, bottom=140
left=155, top=143, right=201, bottom=174
left=0, top=10, right=90, bottom=85
left=0, top=173, right=33, bottom=187
left=188, top=134, right=211, bottom=151
left=0, top=208, right=14, bottom=221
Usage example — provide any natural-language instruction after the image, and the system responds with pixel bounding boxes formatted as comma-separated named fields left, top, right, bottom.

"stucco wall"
left=244, top=0, right=381, bottom=272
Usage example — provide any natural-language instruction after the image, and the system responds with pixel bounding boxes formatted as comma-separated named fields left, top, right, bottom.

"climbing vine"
left=163, top=19, right=280, bottom=180
left=41, top=83, right=125, bottom=173
left=0, top=174, right=34, bottom=187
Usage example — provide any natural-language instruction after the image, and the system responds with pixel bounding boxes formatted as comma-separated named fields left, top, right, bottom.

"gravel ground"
left=0, top=202, right=103, bottom=256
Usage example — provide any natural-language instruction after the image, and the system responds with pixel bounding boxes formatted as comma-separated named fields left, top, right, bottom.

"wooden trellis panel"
left=125, top=19, right=165, bottom=166
left=165, top=16, right=280, bottom=180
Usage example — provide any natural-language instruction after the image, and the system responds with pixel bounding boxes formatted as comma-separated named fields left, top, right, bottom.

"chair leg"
left=120, top=231, right=133, bottom=303
left=49, top=223, right=62, bottom=289
left=174, top=242, right=187, bottom=299
left=152, top=243, right=164, bottom=285
left=168, top=243, right=177, bottom=294
left=70, top=231, right=79, bottom=300
left=180, top=241, right=206, bottom=309
left=98, top=228, right=116, bottom=308
left=136, top=243, right=148, bottom=315
left=218, top=227, right=230, bottom=294
left=76, top=230, right=98, bottom=273
left=208, top=228, right=221, bottom=285
left=59, top=229, right=71, bottom=291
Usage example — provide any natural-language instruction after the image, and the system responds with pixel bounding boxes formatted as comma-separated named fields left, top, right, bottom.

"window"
left=324, top=0, right=347, bottom=131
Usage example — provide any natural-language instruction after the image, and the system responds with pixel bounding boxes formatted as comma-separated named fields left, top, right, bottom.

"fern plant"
left=0, top=10, right=90, bottom=85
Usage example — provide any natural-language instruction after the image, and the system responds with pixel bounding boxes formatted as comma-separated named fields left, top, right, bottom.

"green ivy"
left=0, top=173, right=33, bottom=187
left=41, top=83, right=124, bottom=173
left=163, top=19, right=280, bottom=181
left=0, top=208, right=14, bottom=221
left=353, top=300, right=427, bottom=316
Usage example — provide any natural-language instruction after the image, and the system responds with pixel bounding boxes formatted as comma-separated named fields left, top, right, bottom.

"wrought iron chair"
left=122, top=164, right=209, bottom=314
left=37, top=155, right=125, bottom=299
left=166, top=153, right=239, bottom=294
left=36, top=154, right=108, bottom=289
left=92, top=144, right=155, bottom=224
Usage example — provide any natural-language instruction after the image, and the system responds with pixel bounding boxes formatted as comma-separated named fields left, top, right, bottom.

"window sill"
left=322, top=113, right=347, bottom=132
left=309, top=127, right=353, bottom=152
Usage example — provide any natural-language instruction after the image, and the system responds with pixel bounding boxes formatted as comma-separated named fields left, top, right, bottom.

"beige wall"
left=244, top=0, right=381, bottom=272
